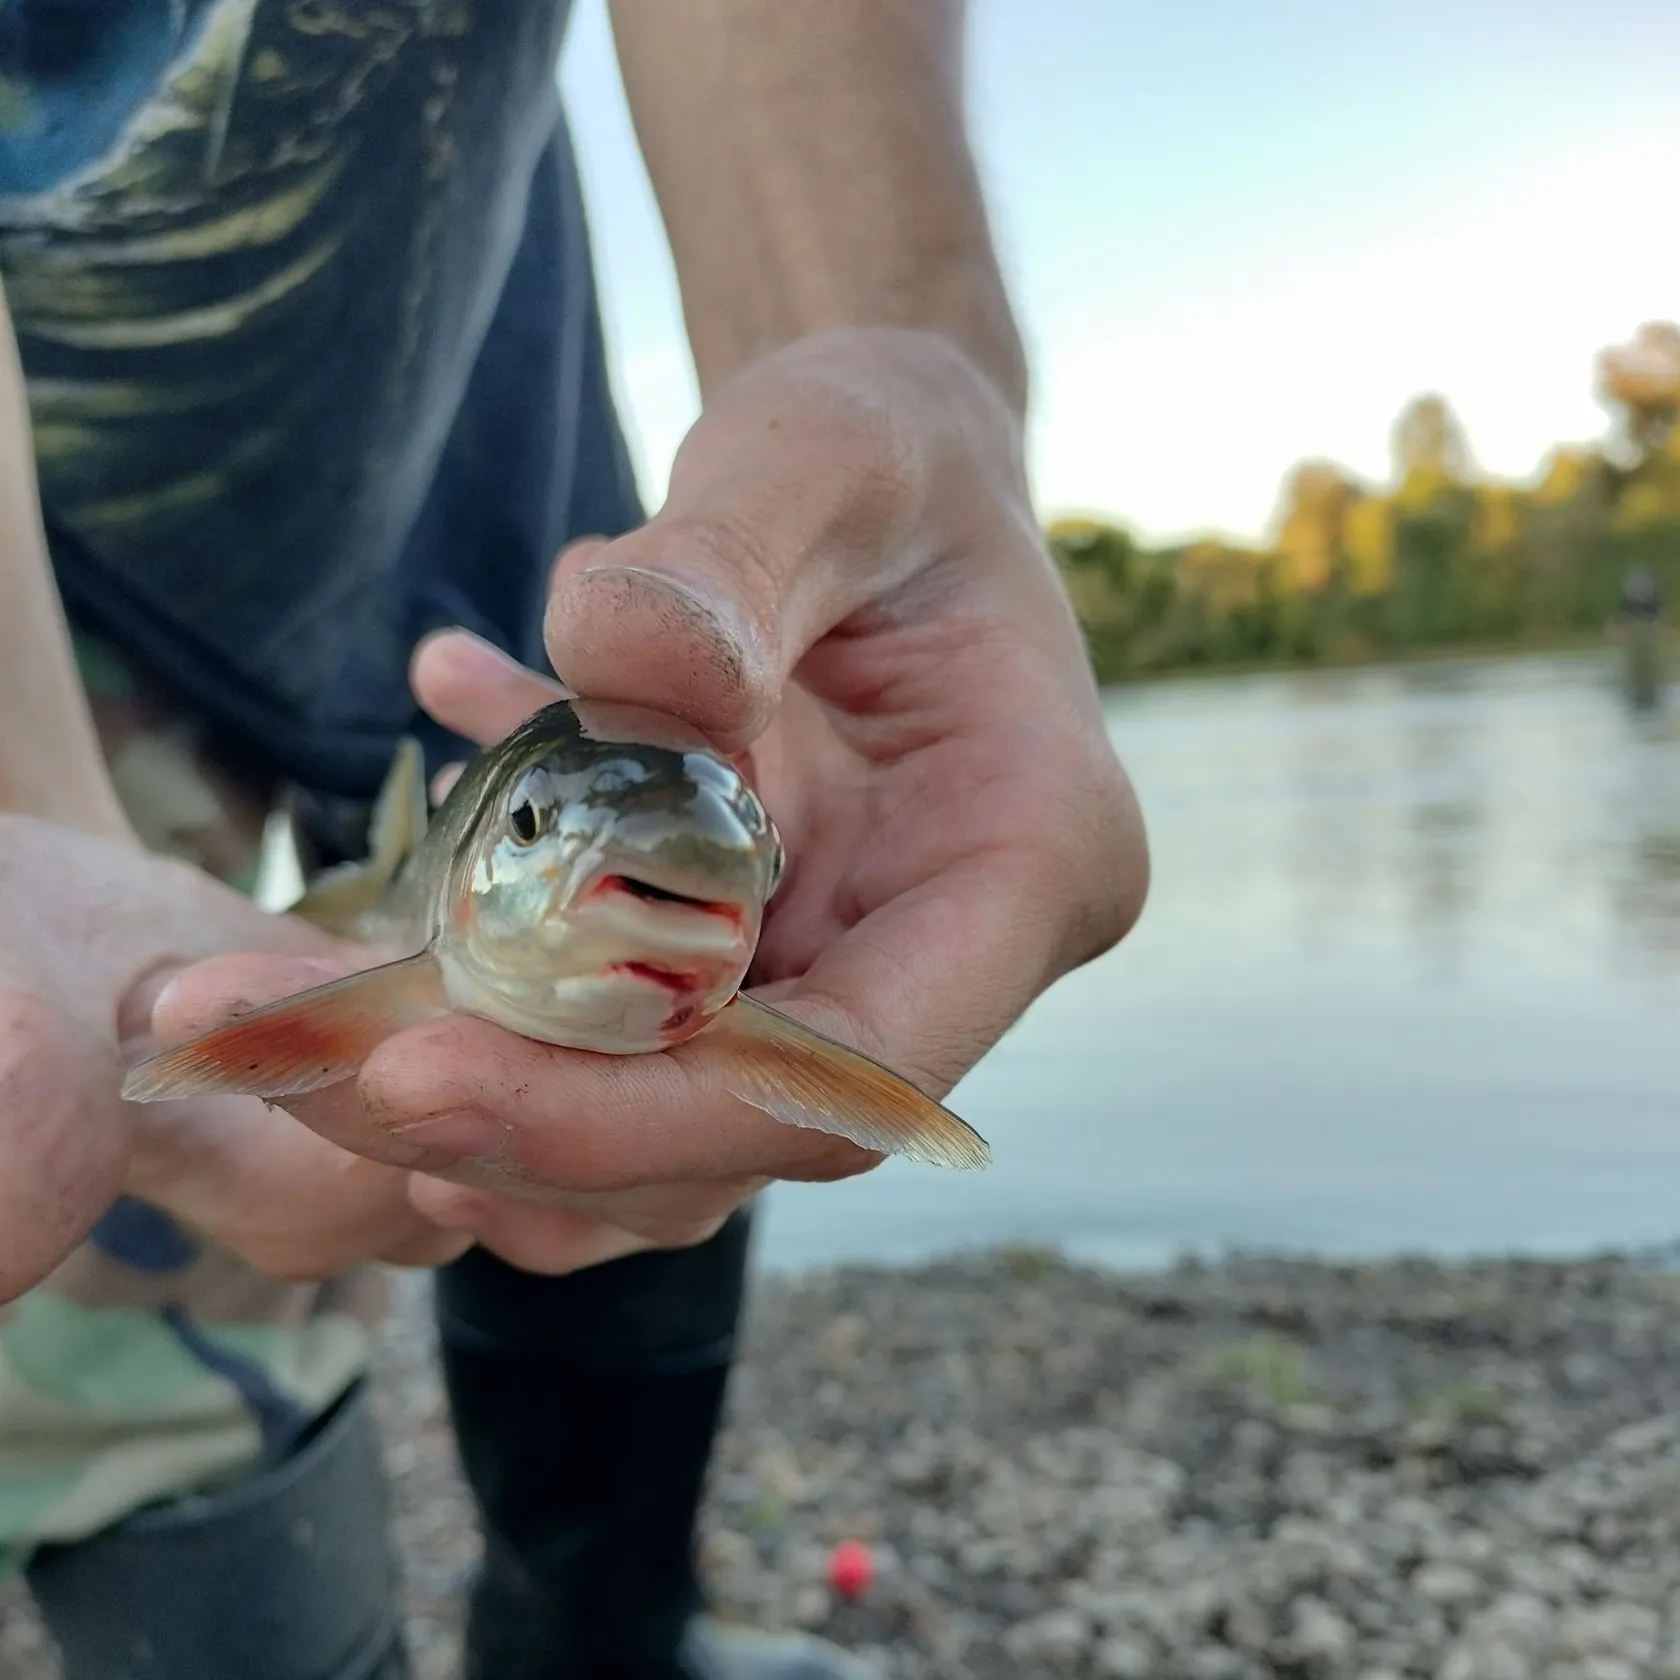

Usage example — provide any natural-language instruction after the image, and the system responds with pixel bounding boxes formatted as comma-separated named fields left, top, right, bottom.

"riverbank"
left=1090, top=628, right=1636, bottom=692
left=8, top=1246, right=1680, bottom=1679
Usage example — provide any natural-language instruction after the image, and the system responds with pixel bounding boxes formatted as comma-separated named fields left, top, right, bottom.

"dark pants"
left=26, top=1209, right=756, bottom=1680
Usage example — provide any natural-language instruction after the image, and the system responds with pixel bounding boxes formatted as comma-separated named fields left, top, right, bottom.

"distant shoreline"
left=1090, top=628, right=1632, bottom=693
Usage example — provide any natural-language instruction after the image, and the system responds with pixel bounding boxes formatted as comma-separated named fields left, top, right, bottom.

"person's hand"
left=0, top=816, right=470, bottom=1301
left=152, top=326, right=1150, bottom=1274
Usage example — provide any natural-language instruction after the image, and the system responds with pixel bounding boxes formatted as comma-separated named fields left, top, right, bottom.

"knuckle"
left=1076, top=760, right=1151, bottom=959
left=0, top=989, right=75, bottom=1068
left=819, top=388, right=923, bottom=544
left=1032, top=739, right=1150, bottom=976
left=0, top=991, right=113, bottom=1119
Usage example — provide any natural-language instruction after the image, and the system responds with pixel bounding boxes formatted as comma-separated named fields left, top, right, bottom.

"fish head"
left=440, top=697, right=784, bottom=1051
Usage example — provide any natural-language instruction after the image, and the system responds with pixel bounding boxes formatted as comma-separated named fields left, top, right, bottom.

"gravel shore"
left=6, top=1246, right=1680, bottom=1679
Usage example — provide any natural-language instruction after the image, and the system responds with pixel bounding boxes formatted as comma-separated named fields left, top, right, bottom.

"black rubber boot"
left=435, top=1209, right=756, bottom=1680
left=24, top=1378, right=411, bottom=1680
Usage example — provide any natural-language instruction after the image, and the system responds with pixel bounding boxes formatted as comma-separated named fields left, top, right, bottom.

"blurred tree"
left=1597, top=321, right=1680, bottom=463
left=1531, top=444, right=1607, bottom=507
left=1040, top=324, right=1680, bottom=685
left=1342, top=494, right=1395, bottom=596
left=1472, top=484, right=1521, bottom=553
left=1274, top=460, right=1360, bottom=592
left=1393, top=393, right=1473, bottom=496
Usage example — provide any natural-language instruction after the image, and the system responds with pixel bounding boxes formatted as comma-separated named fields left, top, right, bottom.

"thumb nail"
left=546, top=562, right=773, bottom=746
left=565, top=563, right=741, bottom=635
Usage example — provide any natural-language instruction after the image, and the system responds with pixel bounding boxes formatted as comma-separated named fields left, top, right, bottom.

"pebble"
left=4, top=1248, right=1680, bottom=1680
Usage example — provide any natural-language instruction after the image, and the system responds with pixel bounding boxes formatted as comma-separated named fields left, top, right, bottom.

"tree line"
left=1049, top=322, right=1680, bottom=684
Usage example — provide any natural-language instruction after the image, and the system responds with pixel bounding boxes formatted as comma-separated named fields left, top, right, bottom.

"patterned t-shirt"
left=0, top=0, right=643, bottom=817
left=0, top=0, right=646, bottom=1571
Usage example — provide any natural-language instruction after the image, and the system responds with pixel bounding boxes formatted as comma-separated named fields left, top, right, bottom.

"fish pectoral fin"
left=288, top=737, right=428, bottom=933
left=696, top=996, right=991, bottom=1171
left=120, top=951, right=450, bottom=1104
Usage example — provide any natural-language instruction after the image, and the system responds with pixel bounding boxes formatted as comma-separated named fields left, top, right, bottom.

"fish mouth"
left=564, top=871, right=751, bottom=961
left=591, top=872, right=743, bottom=925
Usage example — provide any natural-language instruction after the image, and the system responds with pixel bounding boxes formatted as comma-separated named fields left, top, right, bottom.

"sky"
left=557, top=1, right=1680, bottom=548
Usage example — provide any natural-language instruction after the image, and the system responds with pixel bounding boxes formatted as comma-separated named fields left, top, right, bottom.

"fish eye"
left=506, top=773, right=550, bottom=846
left=508, top=798, right=542, bottom=845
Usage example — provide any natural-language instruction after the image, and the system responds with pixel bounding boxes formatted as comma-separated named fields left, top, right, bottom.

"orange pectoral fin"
left=120, top=952, right=450, bottom=1104
left=694, top=996, right=991, bottom=1171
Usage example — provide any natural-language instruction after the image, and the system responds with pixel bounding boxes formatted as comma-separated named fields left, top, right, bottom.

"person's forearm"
left=607, top=0, right=1027, bottom=416
left=0, top=286, right=134, bottom=841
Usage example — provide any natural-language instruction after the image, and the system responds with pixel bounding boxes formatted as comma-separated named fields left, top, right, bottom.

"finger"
left=147, top=947, right=871, bottom=1191
left=542, top=355, right=940, bottom=749
left=405, top=1171, right=748, bottom=1276
left=430, top=763, right=465, bottom=806
left=147, top=951, right=873, bottom=1195
left=552, top=535, right=608, bottom=583
left=150, top=952, right=354, bottom=1039
left=410, top=628, right=569, bottom=750
left=788, top=855, right=1064, bottom=1098
left=146, top=951, right=459, bottom=1172
left=0, top=993, right=131, bottom=1302
left=347, top=1008, right=880, bottom=1190
left=375, top=1222, right=475, bottom=1270
left=404, top=1178, right=657, bottom=1275
left=132, top=952, right=467, bottom=1279
left=411, top=1169, right=760, bottom=1241
left=125, top=1089, right=463, bottom=1283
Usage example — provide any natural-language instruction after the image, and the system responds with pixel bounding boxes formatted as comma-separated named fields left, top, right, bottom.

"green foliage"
left=1189, top=1335, right=1316, bottom=1410
left=1408, top=1383, right=1508, bottom=1429
left=1049, top=330, right=1680, bottom=685
left=996, top=1244, right=1068, bottom=1283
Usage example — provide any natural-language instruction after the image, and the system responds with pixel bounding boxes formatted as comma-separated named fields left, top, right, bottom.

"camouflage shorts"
left=0, top=631, right=383, bottom=1579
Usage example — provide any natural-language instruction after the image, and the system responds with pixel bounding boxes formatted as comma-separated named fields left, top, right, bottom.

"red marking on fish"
left=205, top=1012, right=351, bottom=1080
left=121, top=953, right=451, bottom=1103
left=605, top=962, right=714, bottom=1043
left=125, top=1007, right=364, bottom=1100
left=612, top=960, right=691, bottom=991
left=659, top=1000, right=705, bottom=1042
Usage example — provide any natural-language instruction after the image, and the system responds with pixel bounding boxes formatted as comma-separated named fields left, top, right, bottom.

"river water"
left=755, top=650, right=1680, bottom=1275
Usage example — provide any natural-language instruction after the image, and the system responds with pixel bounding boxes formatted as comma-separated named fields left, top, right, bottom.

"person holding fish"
left=0, top=4, right=1147, bottom=1679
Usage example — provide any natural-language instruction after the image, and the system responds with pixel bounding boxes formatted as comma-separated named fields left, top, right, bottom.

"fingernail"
left=569, top=563, right=739, bottom=632
left=388, top=1109, right=509, bottom=1160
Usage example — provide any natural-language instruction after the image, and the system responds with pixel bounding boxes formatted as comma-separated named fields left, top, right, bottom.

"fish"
left=120, top=696, right=991, bottom=1172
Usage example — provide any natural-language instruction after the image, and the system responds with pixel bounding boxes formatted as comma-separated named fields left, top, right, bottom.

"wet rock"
left=1412, top=1561, right=1486, bottom=1611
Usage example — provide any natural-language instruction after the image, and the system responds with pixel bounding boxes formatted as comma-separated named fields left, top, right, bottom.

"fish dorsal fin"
left=368, top=734, right=430, bottom=875
left=694, top=996, right=991, bottom=1171
left=289, top=736, right=429, bottom=936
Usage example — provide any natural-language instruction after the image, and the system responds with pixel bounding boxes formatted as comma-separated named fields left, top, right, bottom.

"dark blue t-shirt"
left=0, top=0, right=644, bottom=824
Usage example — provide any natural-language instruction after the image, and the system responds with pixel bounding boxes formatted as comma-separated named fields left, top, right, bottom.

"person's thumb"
left=542, top=358, right=934, bottom=750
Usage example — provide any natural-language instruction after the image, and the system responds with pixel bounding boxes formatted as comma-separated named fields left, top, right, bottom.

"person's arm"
left=0, top=285, right=135, bottom=842
left=606, top=0, right=1027, bottom=416
left=141, top=4, right=1145, bottom=1275
left=0, top=287, right=467, bottom=1301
